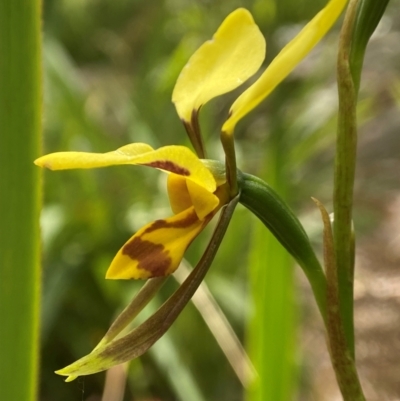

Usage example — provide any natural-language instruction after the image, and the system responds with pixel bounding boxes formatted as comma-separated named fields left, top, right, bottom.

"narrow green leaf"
left=243, top=128, right=297, bottom=401
left=247, top=220, right=295, bottom=401
left=238, top=172, right=327, bottom=321
left=0, top=0, right=42, bottom=400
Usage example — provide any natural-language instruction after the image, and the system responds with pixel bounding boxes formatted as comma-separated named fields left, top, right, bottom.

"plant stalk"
left=0, top=0, right=42, bottom=400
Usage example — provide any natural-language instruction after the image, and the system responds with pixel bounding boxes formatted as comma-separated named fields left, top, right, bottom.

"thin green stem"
left=333, top=0, right=359, bottom=357
left=0, top=0, right=42, bottom=400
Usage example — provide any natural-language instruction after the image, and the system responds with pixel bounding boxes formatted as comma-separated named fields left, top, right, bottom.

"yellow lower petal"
left=106, top=207, right=211, bottom=280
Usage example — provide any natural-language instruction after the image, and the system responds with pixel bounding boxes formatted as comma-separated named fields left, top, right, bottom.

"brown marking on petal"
left=144, top=210, right=199, bottom=234
left=143, top=160, right=190, bottom=176
left=122, top=237, right=171, bottom=277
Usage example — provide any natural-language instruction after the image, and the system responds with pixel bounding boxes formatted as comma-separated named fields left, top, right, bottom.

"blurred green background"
left=40, top=0, right=400, bottom=400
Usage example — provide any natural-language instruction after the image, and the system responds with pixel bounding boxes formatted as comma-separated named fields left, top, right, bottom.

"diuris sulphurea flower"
left=35, top=0, right=347, bottom=380
left=35, top=144, right=230, bottom=279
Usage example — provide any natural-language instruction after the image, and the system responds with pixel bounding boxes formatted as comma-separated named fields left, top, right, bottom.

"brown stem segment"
left=313, top=198, right=365, bottom=401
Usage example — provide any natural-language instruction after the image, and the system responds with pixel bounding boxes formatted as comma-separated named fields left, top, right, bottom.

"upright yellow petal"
left=222, top=0, right=347, bottom=134
left=172, top=8, right=266, bottom=123
left=106, top=207, right=210, bottom=279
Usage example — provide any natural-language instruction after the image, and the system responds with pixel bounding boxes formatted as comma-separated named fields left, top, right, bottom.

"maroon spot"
left=144, top=160, right=190, bottom=176
left=122, top=237, right=171, bottom=277
left=144, top=210, right=199, bottom=234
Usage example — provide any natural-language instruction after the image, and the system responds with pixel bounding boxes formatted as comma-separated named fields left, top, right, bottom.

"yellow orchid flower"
left=35, top=144, right=229, bottom=279
left=36, top=0, right=346, bottom=282
left=35, top=0, right=348, bottom=381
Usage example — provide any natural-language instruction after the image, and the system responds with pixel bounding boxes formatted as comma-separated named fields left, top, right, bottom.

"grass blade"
left=0, top=1, right=42, bottom=399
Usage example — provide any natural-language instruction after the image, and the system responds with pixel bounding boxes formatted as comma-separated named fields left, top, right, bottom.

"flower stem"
left=333, top=0, right=360, bottom=358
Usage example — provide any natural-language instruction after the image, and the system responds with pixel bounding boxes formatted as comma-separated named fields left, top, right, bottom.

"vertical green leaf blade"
left=247, top=220, right=295, bottom=401
left=0, top=1, right=42, bottom=400
left=246, top=134, right=296, bottom=401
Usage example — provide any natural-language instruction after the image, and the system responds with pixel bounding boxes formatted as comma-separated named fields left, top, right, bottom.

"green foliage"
left=0, top=1, right=42, bottom=400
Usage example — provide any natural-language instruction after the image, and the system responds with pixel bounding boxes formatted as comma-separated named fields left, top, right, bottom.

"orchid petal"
left=167, top=174, right=220, bottom=220
left=167, top=174, right=193, bottom=215
left=106, top=207, right=211, bottom=279
left=132, top=146, right=216, bottom=192
left=55, top=195, right=239, bottom=380
left=172, top=8, right=265, bottom=123
left=34, top=143, right=154, bottom=170
left=186, top=179, right=220, bottom=220
left=222, top=0, right=347, bottom=134
left=35, top=144, right=216, bottom=192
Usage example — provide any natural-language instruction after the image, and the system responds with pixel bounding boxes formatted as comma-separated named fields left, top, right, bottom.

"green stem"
left=0, top=1, right=42, bottom=400
left=333, top=0, right=359, bottom=357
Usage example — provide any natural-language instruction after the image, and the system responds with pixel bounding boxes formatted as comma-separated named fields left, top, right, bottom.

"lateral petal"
left=222, top=0, right=347, bottom=134
left=130, top=146, right=216, bottom=192
left=172, top=8, right=265, bottom=123
left=34, top=143, right=154, bottom=170
left=35, top=144, right=216, bottom=193
left=106, top=207, right=210, bottom=279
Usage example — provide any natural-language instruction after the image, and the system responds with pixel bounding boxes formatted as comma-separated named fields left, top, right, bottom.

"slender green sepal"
left=350, top=0, right=391, bottom=92
left=313, top=198, right=365, bottom=401
left=238, top=172, right=327, bottom=322
left=0, top=0, right=42, bottom=400
left=96, top=277, right=168, bottom=349
left=56, top=195, right=239, bottom=379
left=64, top=277, right=169, bottom=382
